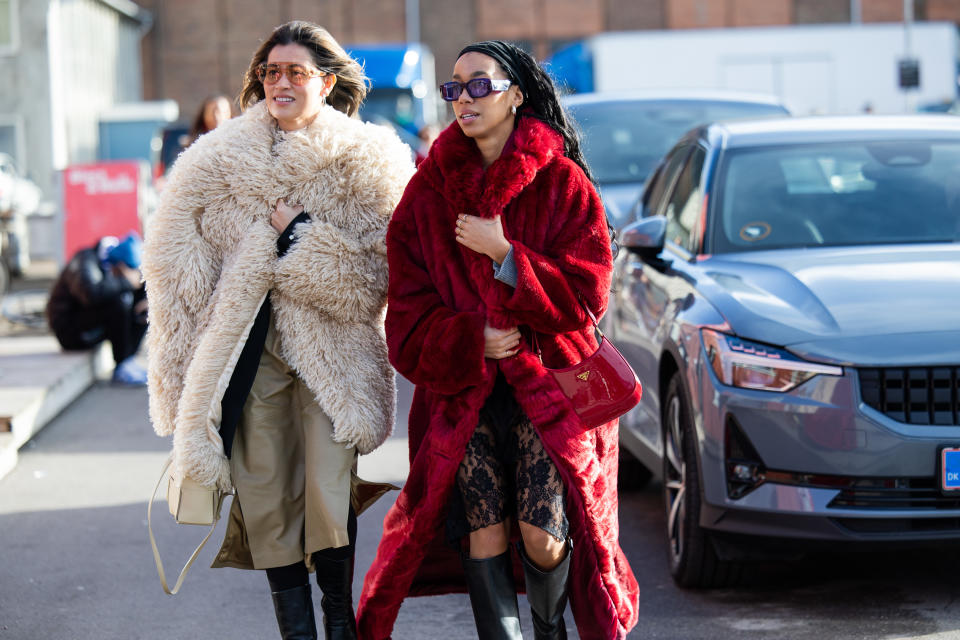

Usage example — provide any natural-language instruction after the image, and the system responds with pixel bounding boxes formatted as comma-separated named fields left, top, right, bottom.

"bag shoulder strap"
left=531, top=294, right=602, bottom=360
left=147, top=457, right=221, bottom=595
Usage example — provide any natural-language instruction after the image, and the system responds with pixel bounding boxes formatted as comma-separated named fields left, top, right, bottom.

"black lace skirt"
left=446, top=373, right=568, bottom=544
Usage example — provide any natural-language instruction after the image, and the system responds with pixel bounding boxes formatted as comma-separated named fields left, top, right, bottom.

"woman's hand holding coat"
left=455, top=213, right=511, bottom=264
left=273, top=221, right=389, bottom=323
left=483, top=324, right=520, bottom=359
left=272, top=198, right=304, bottom=232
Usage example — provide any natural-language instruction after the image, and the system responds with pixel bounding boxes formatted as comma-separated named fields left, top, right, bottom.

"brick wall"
left=346, top=0, right=406, bottom=43
left=139, top=0, right=958, bottom=126
left=475, top=0, right=538, bottom=43
left=141, top=0, right=407, bottom=123
left=542, top=0, right=605, bottom=40
left=730, top=0, right=792, bottom=26
left=667, top=0, right=730, bottom=28
left=926, top=0, right=960, bottom=22
left=667, top=0, right=793, bottom=28
left=607, top=0, right=667, bottom=31
left=420, top=0, right=475, bottom=83
left=474, top=0, right=605, bottom=57
left=862, top=0, right=906, bottom=22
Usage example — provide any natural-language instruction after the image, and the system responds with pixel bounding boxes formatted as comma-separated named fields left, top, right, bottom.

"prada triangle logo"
left=576, top=371, right=590, bottom=381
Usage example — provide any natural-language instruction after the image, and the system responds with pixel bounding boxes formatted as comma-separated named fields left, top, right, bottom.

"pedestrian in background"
left=414, top=123, right=439, bottom=166
left=358, top=40, right=639, bottom=640
left=189, top=94, right=233, bottom=143
left=142, top=20, right=414, bottom=640
left=46, top=232, right=148, bottom=386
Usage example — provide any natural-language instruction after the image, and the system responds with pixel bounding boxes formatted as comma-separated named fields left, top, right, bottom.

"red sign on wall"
left=62, top=161, right=144, bottom=260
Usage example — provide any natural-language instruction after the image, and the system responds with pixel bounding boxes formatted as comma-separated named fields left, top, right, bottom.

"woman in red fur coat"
left=357, top=41, right=639, bottom=640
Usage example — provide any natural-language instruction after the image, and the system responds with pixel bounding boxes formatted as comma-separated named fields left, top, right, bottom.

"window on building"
left=794, top=0, right=849, bottom=23
left=0, top=0, right=12, bottom=48
left=0, top=124, right=17, bottom=160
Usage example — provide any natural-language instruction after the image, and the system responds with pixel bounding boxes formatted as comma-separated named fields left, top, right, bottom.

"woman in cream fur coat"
left=142, top=21, right=414, bottom=640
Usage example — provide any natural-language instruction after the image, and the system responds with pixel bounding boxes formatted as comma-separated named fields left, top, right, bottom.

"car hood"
left=694, top=244, right=960, bottom=366
left=599, top=182, right=644, bottom=230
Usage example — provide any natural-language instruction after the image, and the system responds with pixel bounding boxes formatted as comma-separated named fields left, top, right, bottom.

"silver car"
left=564, top=90, right=790, bottom=230
left=609, top=115, right=960, bottom=587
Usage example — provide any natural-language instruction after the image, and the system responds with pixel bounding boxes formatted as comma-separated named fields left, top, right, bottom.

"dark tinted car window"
left=665, top=147, right=706, bottom=252
left=568, top=100, right=788, bottom=184
left=646, top=145, right=692, bottom=218
left=711, top=140, right=960, bottom=253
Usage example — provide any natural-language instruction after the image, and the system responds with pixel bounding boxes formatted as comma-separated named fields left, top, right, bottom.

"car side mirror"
left=620, top=216, right=666, bottom=260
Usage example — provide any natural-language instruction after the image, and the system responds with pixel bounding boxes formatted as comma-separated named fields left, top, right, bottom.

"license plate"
left=940, top=447, right=960, bottom=493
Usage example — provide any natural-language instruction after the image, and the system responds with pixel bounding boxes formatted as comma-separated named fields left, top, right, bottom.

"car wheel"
left=662, top=373, right=742, bottom=588
left=618, top=450, right=653, bottom=490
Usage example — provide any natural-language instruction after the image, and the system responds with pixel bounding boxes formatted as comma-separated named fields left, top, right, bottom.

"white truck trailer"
left=548, top=22, right=959, bottom=115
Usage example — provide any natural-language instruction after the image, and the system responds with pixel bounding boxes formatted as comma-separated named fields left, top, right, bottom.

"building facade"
left=139, top=0, right=960, bottom=124
left=0, top=0, right=149, bottom=258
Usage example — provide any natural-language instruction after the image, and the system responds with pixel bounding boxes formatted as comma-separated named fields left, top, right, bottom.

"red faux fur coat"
left=357, top=117, right=639, bottom=639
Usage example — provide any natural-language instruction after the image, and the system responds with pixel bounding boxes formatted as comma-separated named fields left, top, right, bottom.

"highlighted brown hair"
left=238, top=21, right=367, bottom=117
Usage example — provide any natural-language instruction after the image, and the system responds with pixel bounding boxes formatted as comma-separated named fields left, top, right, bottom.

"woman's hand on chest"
left=272, top=198, right=304, bottom=232
left=454, top=213, right=511, bottom=264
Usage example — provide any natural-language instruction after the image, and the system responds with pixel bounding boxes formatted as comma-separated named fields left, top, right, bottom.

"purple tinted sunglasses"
left=439, top=78, right=512, bottom=101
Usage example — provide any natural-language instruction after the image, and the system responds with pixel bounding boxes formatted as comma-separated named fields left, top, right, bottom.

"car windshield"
left=712, top=140, right=960, bottom=253
left=568, top=100, right=787, bottom=184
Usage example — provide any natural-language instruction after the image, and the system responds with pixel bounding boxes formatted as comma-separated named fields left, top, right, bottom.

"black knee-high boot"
left=462, top=550, right=523, bottom=640
left=519, top=541, right=571, bottom=640
left=312, top=508, right=358, bottom=640
left=271, top=584, right=318, bottom=640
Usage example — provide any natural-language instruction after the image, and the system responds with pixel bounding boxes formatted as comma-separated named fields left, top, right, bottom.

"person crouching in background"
left=46, top=232, right=148, bottom=386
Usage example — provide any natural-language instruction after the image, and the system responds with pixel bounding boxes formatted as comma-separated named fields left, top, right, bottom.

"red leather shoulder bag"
left=531, top=300, right=642, bottom=429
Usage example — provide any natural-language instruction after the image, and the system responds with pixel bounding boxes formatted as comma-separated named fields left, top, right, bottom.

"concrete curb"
left=0, top=337, right=111, bottom=481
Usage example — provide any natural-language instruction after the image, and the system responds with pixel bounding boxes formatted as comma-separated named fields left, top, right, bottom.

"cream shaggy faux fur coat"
left=143, top=101, right=415, bottom=490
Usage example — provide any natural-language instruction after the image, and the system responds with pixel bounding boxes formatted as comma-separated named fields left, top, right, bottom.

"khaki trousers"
left=226, top=314, right=355, bottom=569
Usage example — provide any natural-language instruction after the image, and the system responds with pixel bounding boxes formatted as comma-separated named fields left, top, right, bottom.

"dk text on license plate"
left=941, top=447, right=960, bottom=492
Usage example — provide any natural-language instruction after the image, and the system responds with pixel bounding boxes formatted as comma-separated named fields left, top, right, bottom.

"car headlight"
left=701, top=329, right=843, bottom=392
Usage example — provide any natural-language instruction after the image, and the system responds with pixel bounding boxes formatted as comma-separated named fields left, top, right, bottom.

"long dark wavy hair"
left=238, top=21, right=367, bottom=117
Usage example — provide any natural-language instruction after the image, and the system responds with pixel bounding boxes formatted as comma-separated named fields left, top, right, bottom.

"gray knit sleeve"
left=491, top=245, right=518, bottom=288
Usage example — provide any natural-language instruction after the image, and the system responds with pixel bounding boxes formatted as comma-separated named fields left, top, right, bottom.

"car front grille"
left=859, top=367, right=960, bottom=425
left=828, top=477, right=960, bottom=510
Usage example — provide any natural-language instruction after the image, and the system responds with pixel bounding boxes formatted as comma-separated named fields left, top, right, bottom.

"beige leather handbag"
left=147, top=456, right=231, bottom=594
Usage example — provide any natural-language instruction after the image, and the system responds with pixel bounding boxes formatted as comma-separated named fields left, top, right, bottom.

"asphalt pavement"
left=3, top=363, right=960, bottom=638
left=0, top=376, right=575, bottom=639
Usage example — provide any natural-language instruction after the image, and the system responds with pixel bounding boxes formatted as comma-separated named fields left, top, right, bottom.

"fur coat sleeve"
left=273, top=128, right=412, bottom=323
left=275, top=221, right=388, bottom=322
left=385, top=175, right=488, bottom=395
left=142, top=143, right=224, bottom=437
left=488, top=158, right=612, bottom=336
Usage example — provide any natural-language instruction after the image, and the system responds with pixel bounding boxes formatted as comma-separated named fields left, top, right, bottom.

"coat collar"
left=199, top=101, right=380, bottom=230
left=421, top=116, right=565, bottom=218
left=229, top=99, right=345, bottom=141
left=210, top=100, right=358, bottom=172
